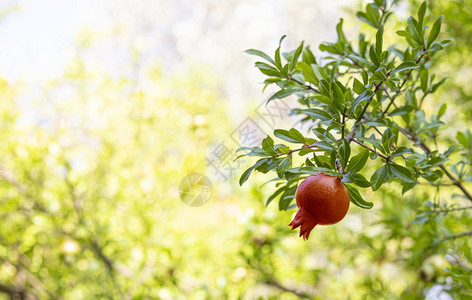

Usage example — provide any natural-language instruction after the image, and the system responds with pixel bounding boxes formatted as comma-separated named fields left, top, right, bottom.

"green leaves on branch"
left=240, top=0, right=451, bottom=211
left=347, top=150, right=369, bottom=174
left=346, top=184, right=373, bottom=209
left=396, top=2, right=446, bottom=52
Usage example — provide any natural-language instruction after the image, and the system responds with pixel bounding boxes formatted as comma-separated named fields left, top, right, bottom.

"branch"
left=0, top=283, right=25, bottom=298
left=381, top=53, right=425, bottom=117
left=288, top=76, right=321, bottom=94
left=276, top=144, right=323, bottom=157
left=352, top=139, right=391, bottom=161
left=440, top=230, right=472, bottom=242
left=90, top=239, right=116, bottom=275
left=346, top=82, right=382, bottom=142
left=432, top=205, right=472, bottom=214
left=346, top=56, right=366, bottom=71
left=398, top=127, right=472, bottom=202
left=264, top=279, right=312, bottom=299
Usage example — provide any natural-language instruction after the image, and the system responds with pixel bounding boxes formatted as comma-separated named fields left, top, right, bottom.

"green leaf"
left=371, top=165, right=388, bottom=191
left=381, top=128, right=394, bottom=153
left=391, top=61, right=419, bottom=74
left=363, top=137, right=386, bottom=154
left=407, top=16, right=423, bottom=45
left=457, top=129, right=472, bottom=149
left=301, top=109, right=332, bottom=121
left=279, top=185, right=297, bottom=210
left=420, top=68, right=429, bottom=93
left=336, top=18, right=347, bottom=43
left=356, top=11, right=376, bottom=28
left=314, top=141, right=335, bottom=151
left=390, top=163, right=416, bottom=183
left=255, top=62, right=281, bottom=76
left=353, top=78, right=366, bottom=95
left=418, top=2, right=427, bottom=30
left=312, top=128, right=336, bottom=143
left=312, top=65, right=329, bottom=81
left=332, top=82, right=345, bottom=109
left=351, top=90, right=374, bottom=112
left=339, top=139, right=351, bottom=169
left=391, top=147, right=413, bottom=158
left=289, top=128, right=306, bottom=143
left=256, top=157, right=282, bottom=173
left=438, top=103, right=447, bottom=119
left=302, top=46, right=317, bottom=65
left=345, top=184, right=373, bottom=209
left=311, top=94, right=332, bottom=105
left=274, top=35, right=287, bottom=69
left=389, top=105, right=415, bottom=116
left=245, top=49, right=276, bottom=66
left=366, top=3, right=380, bottom=28
left=236, top=146, right=271, bottom=157
left=266, top=185, right=286, bottom=206
left=291, top=42, right=304, bottom=71
left=430, top=76, right=449, bottom=93
left=296, top=62, right=318, bottom=85
left=261, top=136, right=277, bottom=154
left=274, top=129, right=301, bottom=144
left=375, top=24, right=384, bottom=55
left=239, top=158, right=267, bottom=186
left=277, top=156, right=292, bottom=177
left=347, top=149, right=369, bottom=174
left=342, top=173, right=372, bottom=188
left=299, top=167, right=341, bottom=177
left=364, top=118, right=387, bottom=126
left=427, top=15, right=443, bottom=47
left=267, top=89, right=297, bottom=103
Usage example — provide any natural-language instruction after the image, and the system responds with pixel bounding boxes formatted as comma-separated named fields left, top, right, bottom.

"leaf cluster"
left=239, top=1, right=469, bottom=211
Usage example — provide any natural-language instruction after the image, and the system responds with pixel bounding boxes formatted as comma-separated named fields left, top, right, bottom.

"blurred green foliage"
left=0, top=1, right=471, bottom=299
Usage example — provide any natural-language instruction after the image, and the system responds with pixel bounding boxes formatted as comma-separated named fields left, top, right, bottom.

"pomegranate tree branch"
left=433, top=205, right=472, bottom=214
left=398, top=127, right=472, bottom=202
left=382, top=53, right=425, bottom=117
left=276, top=144, right=323, bottom=157
left=352, top=139, right=391, bottom=162
left=440, top=230, right=472, bottom=242
left=346, top=82, right=382, bottom=142
left=264, top=279, right=311, bottom=299
left=0, top=283, right=25, bottom=298
left=288, top=76, right=321, bottom=94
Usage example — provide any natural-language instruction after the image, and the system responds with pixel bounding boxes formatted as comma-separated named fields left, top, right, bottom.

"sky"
left=0, top=0, right=353, bottom=83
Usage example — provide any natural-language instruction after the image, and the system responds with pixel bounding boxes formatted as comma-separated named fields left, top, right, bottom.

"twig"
left=265, top=279, right=312, bottom=299
left=433, top=205, right=472, bottom=214
left=440, top=230, right=472, bottom=242
left=346, top=56, right=365, bottom=70
left=352, top=139, right=391, bottom=162
left=0, top=283, right=25, bottom=298
left=289, top=76, right=321, bottom=94
left=346, top=82, right=382, bottom=142
left=418, top=91, right=429, bottom=110
left=341, top=108, right=346, bottom=139
left=381, top=53, right=425, bottom=117
left=336, top=158, right=343, bottom=173
left=91, top=240, right=115, bottom=274
left=398, top=127, right=472, bottom=202
left=276, top=144, right=323, bottom=157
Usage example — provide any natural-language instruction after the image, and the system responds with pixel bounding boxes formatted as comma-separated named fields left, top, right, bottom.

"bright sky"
left=0, top=0, right=354, bottom=84
left=0, top=0, right=115, bottom=81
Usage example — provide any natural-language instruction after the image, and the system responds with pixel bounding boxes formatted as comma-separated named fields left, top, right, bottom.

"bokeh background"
left=0, top=0, right=471, bottom=299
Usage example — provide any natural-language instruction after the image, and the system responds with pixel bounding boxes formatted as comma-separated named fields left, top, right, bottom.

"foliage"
left=0, top=1, right=471, bottom=299
left=240, top=0, right=472, bottom=297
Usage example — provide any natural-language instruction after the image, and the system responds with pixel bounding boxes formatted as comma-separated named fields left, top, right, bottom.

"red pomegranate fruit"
left=289, top=173, right=350, bottom=240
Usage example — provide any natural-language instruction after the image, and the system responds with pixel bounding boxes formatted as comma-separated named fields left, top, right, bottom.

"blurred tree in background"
left=0, top=0, right=470, bottom=299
